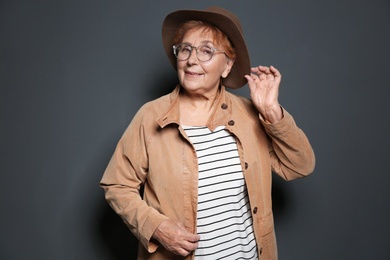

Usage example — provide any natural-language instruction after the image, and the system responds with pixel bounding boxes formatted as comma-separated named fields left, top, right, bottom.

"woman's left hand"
left=245, top=65, right=283, bottom=124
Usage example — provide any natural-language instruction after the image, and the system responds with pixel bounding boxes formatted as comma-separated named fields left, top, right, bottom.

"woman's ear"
left=221, top=59, right=234, bottom=78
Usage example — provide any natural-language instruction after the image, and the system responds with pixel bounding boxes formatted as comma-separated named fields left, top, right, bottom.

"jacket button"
left=253, top=207, right=258, bottom=214
left=228, top=120, right=235, bottom=126
left=221, top=103, right=228, bottom=109
left=244, top=162, right=248, bottom=170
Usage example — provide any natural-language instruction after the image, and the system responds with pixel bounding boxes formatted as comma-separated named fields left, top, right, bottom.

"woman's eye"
left=201, top=47, right=213, bottom=55
left=181, top=46, right=192, bottom=53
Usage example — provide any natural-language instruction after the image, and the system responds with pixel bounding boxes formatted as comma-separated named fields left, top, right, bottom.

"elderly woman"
left=100, top=6, right=315, bottom=260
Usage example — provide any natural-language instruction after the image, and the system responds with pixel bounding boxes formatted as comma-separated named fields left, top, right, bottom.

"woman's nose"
left=187, top=48, right=199, bottom=65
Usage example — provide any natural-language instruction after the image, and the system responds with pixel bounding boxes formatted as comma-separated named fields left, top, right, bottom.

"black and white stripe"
left=183, top=126, right=258, bottom=260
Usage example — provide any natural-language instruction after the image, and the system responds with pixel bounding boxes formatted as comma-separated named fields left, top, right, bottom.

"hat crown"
left=205, top=6, right=244, bottom=33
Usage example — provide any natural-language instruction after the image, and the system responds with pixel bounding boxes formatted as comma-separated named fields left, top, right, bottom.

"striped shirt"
left=183, top=125, right=258, bottom=260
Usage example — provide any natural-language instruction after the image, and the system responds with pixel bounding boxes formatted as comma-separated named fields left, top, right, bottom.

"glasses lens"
left=174, top=44, right=191, bottom=61
left=197, top=45, right=214, bottom=62
left=173, top=44, right=215, bottom=61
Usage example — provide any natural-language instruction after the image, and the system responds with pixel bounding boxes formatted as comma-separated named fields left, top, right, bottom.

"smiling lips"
left=186, top=71, right=204, bottom=76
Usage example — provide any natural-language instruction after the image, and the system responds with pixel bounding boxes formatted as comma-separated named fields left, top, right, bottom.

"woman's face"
left=177, top=28, right=233, bottom=96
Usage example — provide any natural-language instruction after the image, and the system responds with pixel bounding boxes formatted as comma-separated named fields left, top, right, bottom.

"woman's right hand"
left=152, top=219, right=200, bottom=256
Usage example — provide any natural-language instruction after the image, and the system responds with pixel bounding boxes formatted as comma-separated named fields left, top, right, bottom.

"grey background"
left=1, top=0, right=389, bottom=259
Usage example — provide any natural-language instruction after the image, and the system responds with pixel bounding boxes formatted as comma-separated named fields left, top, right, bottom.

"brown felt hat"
left=162, top=6, right=250, bottom=89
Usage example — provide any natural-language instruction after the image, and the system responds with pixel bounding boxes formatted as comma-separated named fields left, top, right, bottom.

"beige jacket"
left=100, top=85, right=315, bottom=259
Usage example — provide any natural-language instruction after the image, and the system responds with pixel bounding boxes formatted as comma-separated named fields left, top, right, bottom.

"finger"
left=183, top=232, right=200, bottom=242
left=251, top=66, right=264, bottom=74
left=244, top=74, right=253, bottom=82
left=192, top=234, right=201, bottom=242
left=175, top=235, right=199, bottom=256
left=176, top=223, right=200, bottom=243
left=270, top=65, right=281, bottom=78
left=257, top=65, right=270, bottom=74
left=182, top=239, right=199, bottom=252
left=245, top=73, right=260, bottom=82
left=245, top=74, right=257, bottom=92
left=176, top=247, right=192, bottom=257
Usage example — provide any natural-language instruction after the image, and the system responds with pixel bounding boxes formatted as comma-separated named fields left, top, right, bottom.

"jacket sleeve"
left=261, top=107, right=316, bottom=180
left=99, top=107, right=168, bottom=252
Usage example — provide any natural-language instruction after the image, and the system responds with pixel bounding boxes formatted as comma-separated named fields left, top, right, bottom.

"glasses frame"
left=173, top=43, right=226, bottom=62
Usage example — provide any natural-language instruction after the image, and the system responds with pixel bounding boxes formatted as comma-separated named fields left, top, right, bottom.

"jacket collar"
left=157, top=85, right=233, bottom=131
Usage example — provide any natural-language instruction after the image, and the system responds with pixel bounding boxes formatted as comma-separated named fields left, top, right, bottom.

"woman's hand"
left=245, top=65, right=283, bottom=124
left=152, top=219, right=200, bottom=256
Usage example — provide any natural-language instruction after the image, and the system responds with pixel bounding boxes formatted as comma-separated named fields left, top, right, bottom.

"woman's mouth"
left=185, top=71, right=203, bottom=76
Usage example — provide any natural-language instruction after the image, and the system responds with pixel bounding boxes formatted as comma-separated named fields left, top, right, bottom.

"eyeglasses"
left=173, top=43, right=226, bottom=62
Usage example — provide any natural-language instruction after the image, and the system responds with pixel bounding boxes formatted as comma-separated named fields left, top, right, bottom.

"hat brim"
left=162, top=7, right=250, bottom=89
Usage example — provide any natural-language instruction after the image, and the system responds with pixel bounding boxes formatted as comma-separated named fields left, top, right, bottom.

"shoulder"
left=123, top=92, right=173, bottom=136
left=137, top=93, right=172, bottom=119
